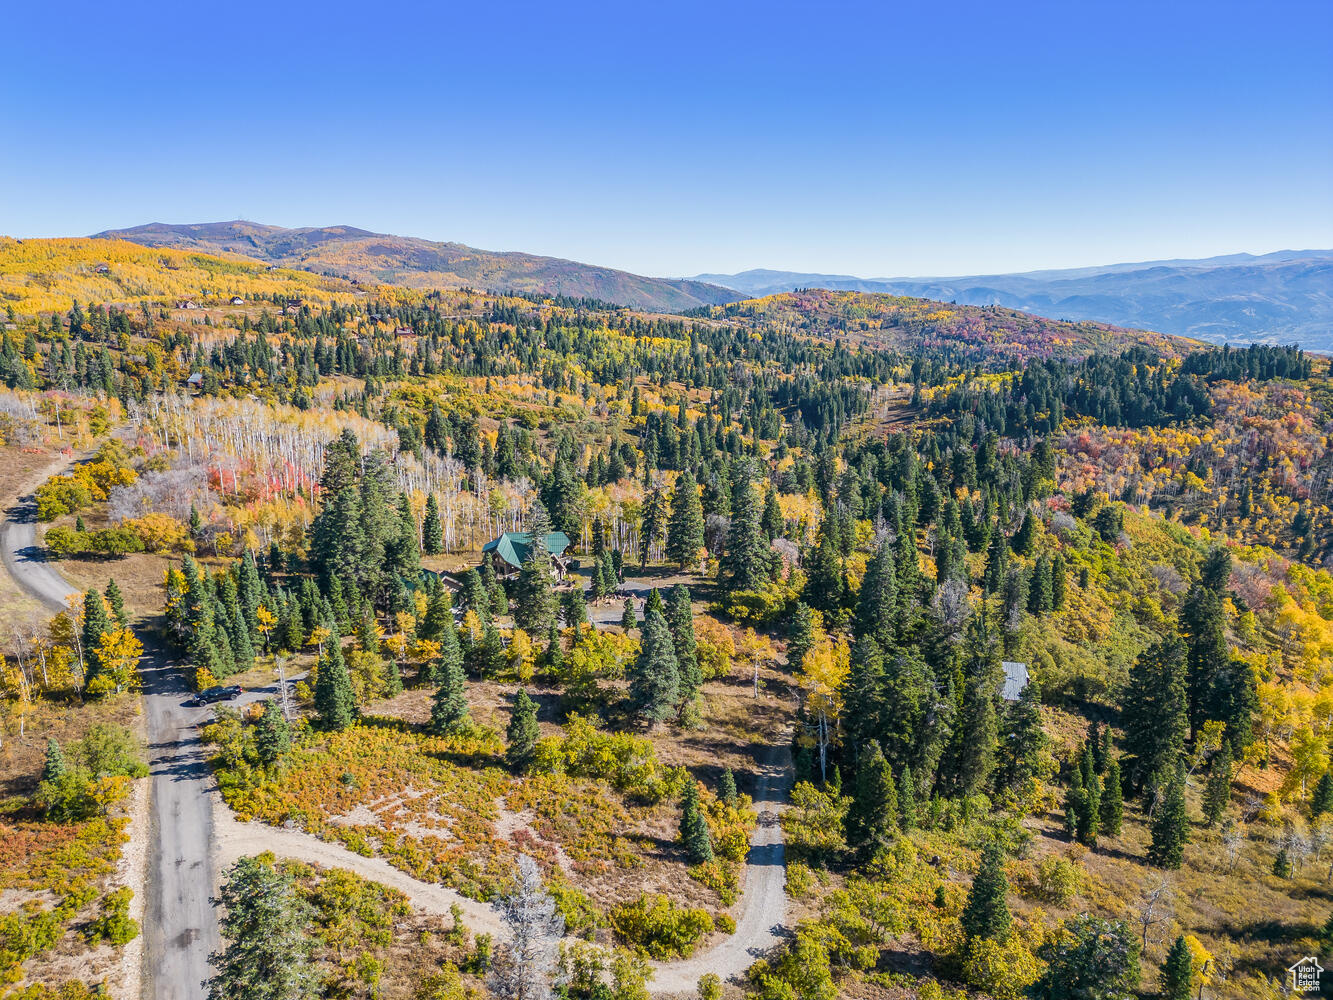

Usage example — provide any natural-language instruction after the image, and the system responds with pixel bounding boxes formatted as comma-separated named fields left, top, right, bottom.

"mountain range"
left=691, top=250, right=1333, bottom=347
left=89, top=222, right=1332, bottom=348
left=91, top=221, right=744, bottom=314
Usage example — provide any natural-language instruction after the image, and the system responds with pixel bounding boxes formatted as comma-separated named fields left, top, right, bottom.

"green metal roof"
left=482, top=531, right=571, bottom=568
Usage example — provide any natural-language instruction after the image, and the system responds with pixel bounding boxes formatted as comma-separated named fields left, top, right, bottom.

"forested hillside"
left=0, top=236, right=1329, bottom=1000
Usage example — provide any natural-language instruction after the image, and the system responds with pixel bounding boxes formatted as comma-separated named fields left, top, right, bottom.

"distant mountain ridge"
left=691, top=250, right=1333, bottom=347
left=92, top=221, right=744, bottom=314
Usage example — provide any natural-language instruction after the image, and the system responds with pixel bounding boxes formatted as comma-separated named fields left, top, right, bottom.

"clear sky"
left=3, top=0, right=1330, bottom=278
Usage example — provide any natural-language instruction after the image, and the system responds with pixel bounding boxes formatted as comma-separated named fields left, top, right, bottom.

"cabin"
left=186, top=373, right=204, bottom=388
left=230, top=296, right=245, bottom=306
left=178, top=300, right=199, bottom=310
left=94, top=263, right=110, bottom=274
left=482, top=531, right=571, bottom=580
left=1000, top=661, right=1030, bottom=702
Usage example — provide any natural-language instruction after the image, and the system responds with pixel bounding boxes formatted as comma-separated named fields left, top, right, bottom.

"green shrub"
left=85, top=887, right=139, bottom=946
left=609, top=893, right=714, bottom=959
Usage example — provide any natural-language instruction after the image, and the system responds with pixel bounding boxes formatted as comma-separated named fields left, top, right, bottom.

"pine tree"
left=1148, top=767, right=1190, bottom=869
left=104, top=578, right=126, bottom=625
left=422, top=494, right=443, bottom=555
left=254, top=700, right=291, bottom=766
left=1051, top=552, right=1067, bottom=609
left=961, top=841, right=1011, bottom=942
left=665, top=471, right=705, bottom=570
left=430, top=644, right=470, bottom=736
left=561, top=586, right=587, bottom=629
left=762, top=487, right=783, bottom=540
left=999, top=677, right=1049, bottom=791
left=1100, top=756, right=1124, bottom=836
left=983, top=528, right=1009, bottom=594
left=41, top=738, right=66, bottom=784
left=1313, top=770, right=1333, bottom=818
left=899, top=764, right=917, bottom=830
left=82, top=589, right=111, bottom=677
left=1203, top=741, right=1233, bottom=826
left=206, top=856, right=317, bottom=1000
left=314, top=641, right=356, bottom=731
left=854, top=540, right=896, bottom=646
left=505, top=689, right=539, bottom=773
left=720, top=469, right=768, bottom=592
left=620, top=597, right=637, bottom=632
left=846, top=740, right=898, bottom=857
left=1274, top=848, right=1293, bottom=878
left=1122, top=635, right=1189, bottom=795
left=513, top=505, right=556, bottom=635
left=629, top=610, right=680, bottom=723
left=1160, top=934, right=1193, bottom=1000
left=473, top=622, right=507, bottom=678
left=787, top=603, right=818, bottom=675
left=665, top=585, right=700, bottom=701
left=1010, top=511, right=1036, bottom=556
left=639, top=485, right=666, bottom=569
left=718, top=767, right=737, bottom=805
left=679, top=781, right=714, bottom=863
left=1075, top=742, right=1101, bottom=845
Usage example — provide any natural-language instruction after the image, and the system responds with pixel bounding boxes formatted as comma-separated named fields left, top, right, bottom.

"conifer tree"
left=1010, top=511, right=1036, bottom=556
left=254, top=700, right=291, bottom=766
left=82, top=588, right=111, bottom=669
left=620, top=597, right=637, bottom=632
left=720, top=469, right=768, bottom=592
left=629, top=610, right=680, bottom=724
left=1148, top=767, right=1189, bottom=869
left=1160, top=934, right=1193, bottom=1000
left=787, top=603, right=818, bottom=676
left=999, top=677, right=1049, bottom=792
left=1122, top=635, right=1188, bottom=795
left=899, top=764, right=917, bottom=830
left=561, top=586, right=587, bottom=629
left=513, top=505, right=556, bottom=636
left=804, top=520, right=845, bottom=614
left=314, top=641, right=356, bottom=731
left=718, top=767, right=737, bottom=805
left=1313, top=770, right=1333, bottom=818
left=644, top=587, right=665, bottom=617
left=1203, top=741, right=1233, bottom=826
left=961, top=841, right=1011, bottom=942
left=459, top=568, right=490, bottom=620
left=846, top=740, right=898, bottom=857
left=983, top=529, right=1009, bottom=594
left=854, top=540, right=896, bottom=646
left=422, top=493, right=443, bottom=555
left=639, top=485, right=666, bottom=569
left=505, top=688, right=539, bottom=773
left=206, top=857, right=316, bottom=1000
left=679, top=781, right=714, bottom=863
left=666, top=471, right=705, bottom=570
left=430, top=643, right=470, bottom=736
left=1273, top=848, right=1293, bottom=878
left=1051, top=552, right=1068, bottom=609
left=41, top=738, right=66, bottom=784
left=665, top=585, right=700, bottom=701
left=762, top=487, right=783, bottom=541
left=473, top=622, right=507, bottom=678
left=1100, top=755, right=1124, bottom=836
left=104, top=578, right=126, bottom=626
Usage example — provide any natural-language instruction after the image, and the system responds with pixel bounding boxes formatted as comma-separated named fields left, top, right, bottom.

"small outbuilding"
left=482, top=531, right=571, bottom=580
left=1000, top=661, right=1030, bottom=702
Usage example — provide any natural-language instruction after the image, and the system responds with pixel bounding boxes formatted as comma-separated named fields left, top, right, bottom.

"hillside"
left=0, top=236, right=359, bottom=316
left=693, top=287, right=1193, bottom=364
left=92, top=221, right=744, bottom=314
left=694, top=250, right=1333, bottom=347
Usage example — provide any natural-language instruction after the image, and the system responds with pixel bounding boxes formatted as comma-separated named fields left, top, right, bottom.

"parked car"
left=192, top=685, right=242, bottom=706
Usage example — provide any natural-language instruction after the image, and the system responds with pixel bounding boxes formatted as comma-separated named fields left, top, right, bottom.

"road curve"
left=1, top=465, right=219, bottom=1000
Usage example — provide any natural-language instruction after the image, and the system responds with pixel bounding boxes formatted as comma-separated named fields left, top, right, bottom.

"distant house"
left=420, top=568, right=462, bottom=593
left=186, top=372, right=204, bottom=387
left=229, top=296, right=245, bottom=306
left=94, top=263, right=110, bottom=274
left=178, top=300, right=199, bottom=310
left=482, top=531, right=571, bottom=580
left=395, top=327, right=416, bottom=338
left=1000, top=661, right=1030, bottom=702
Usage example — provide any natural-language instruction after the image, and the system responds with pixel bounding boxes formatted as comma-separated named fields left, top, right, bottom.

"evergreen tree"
left=787, top=603, right=818, bottom=675
left=620, top=597, right=637, bottom=632
left=665, top=471, right=705, bottom=570
left=561, top=586, right=587, bottom=629
left=1122, top=635, right=1188, bottom=795
left=679, top=781, right=714, bottom=863
left=898, top=764, right=917, bottom=830
left=961, top=841, right=1011, bottom=942
left=472, top=622, right=507, bottom=678
left=983, top=528, right=1009, bottom=593
left=1010, top=511, right=1036, bottom=555
left=644, top=587, right=665, bottom=617
left=1051, top=552, right=1068, bottom=609
left=430, top=644, right=470, bottom=736
left=513, top=505, right=556, bottom=635
left=665, top=585, right=700, bottom=701
left=422, top=493, right=443, bottom=555
left=459, top=568, right=490, bottom=619
left=854, top=540, right=896, bottom=646
left=846, top=740, right=898, bottom=857
left=1160, top=934, right=1193, bottom=1000
left=1148, top=767, right=1190, bottom=869
left=804, top=518, right=845, bottom=614
left=1273, top=848, right=1293, bottom=878
left=718, top=767, right=738, bottom=805
left=761, top=486, right=783, bottom=540
left=639, top=485, right=666, bottom=568
left=505, top=689, right=539, bottom=773
left=999, top=677, right=1049, bottom=792
left=206, top=856, right=316, bottom=1000
left=314, top=641, right=356, bottom=731
left=1203, top=741, right=1233, bottom=826
left=629, top=610, right=681, bottom=723
left=1180, top=583, right=1228, bottom=741
left=82, top=589, right=111, bottom=674
left=104, top=578, right=126, bottom=625
left=41, top=738, right=66, bottom=784
left=1100, top=756, right=1124, bottom=836
left=1313, top=770, right=1333, bottom=818
left=254, top=700, right=291, bottom=766
left=720, top=469, right=768, bottom=592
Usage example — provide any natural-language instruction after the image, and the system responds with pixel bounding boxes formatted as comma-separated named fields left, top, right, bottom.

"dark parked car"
left=192, top=685, right=242, bottom=706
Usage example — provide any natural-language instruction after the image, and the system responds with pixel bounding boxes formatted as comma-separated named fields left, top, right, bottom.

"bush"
left=532, top=714, right=684, bottom=802
left=85, top=887, right=139, bottom=946
left=959, top=936, right=1043, bottom=1000
left=1033, top=854, right=1084, bottom=905
left=609, top=893, right=714, bottom=959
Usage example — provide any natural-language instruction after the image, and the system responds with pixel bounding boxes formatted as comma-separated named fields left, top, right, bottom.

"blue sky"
left=3, top=0, right=1330, bottom=277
